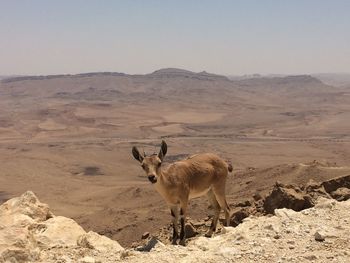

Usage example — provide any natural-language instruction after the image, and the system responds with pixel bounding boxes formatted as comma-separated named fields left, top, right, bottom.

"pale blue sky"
left=0, top=0, right=349, bottom=75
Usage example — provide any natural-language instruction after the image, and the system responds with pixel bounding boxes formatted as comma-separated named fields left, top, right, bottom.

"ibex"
left=132, top=140, right=232, bottom=246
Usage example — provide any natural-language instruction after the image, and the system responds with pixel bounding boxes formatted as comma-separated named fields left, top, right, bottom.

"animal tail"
left=227, top=163, right=233, bottom=173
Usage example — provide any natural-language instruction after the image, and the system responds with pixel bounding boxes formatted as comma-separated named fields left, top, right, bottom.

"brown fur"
left=132, top=141, right=232, bottom=246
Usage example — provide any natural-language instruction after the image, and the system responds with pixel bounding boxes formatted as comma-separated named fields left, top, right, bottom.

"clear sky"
left=0, top=0, right=349, bottom=76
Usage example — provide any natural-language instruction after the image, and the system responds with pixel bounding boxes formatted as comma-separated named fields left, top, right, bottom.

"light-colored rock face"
left=0, top=191, right=124, bottom=263
left=121, top=198, right=350, bottom=263
left=77, top=231, right=124, bottom=252
left=32, top=216, right=86, bottom=247
left=1, top=191, right=350, bottom=263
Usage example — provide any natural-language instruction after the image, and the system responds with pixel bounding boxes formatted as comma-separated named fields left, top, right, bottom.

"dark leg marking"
left=180, top=217, right=185, bottom=240
left=210, top=219, right=216, bottom=232
left=171, top=208, right=178, bottom=244
left=179, top=208, right=185, bottom=240
left=173, top=223, right=179, bottom=241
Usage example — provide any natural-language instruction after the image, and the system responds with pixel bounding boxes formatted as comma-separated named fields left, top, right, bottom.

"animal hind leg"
left=205, top=189, right=221, bottom=237
left=213, top=186, right=231, bottom=226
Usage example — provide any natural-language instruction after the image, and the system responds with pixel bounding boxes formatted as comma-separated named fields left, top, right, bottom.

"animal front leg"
left=170, top=206, right=179, bottom=245
left=179, top=203, right=188, bottom=246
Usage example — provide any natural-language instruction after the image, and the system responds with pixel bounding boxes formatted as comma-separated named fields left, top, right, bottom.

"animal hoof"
left=171, top=240, right=178, bottom=245
left=205, top=232, right=213, bottom=238
left=179, top=239, right=186, bottom=246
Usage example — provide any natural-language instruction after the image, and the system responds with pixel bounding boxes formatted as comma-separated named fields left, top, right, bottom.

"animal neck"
left=158, top=167, right=167, bottom=184
left=155, top=166, right=170, bottom=189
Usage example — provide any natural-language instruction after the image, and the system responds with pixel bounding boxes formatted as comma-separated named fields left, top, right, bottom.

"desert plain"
left=1, top=68, right=350, bottom=247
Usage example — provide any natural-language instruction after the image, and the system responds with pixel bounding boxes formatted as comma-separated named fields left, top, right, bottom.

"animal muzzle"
left=148, top=175, right=157, bottom=184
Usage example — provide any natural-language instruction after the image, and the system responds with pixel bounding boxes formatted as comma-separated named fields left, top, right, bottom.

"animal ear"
left=132, top=146, right=144, bottom=163
left=158, top=140, right=167, bottom=161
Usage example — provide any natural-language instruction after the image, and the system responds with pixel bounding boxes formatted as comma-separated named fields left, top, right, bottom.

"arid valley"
left=1, top=68, right=350, bottom=247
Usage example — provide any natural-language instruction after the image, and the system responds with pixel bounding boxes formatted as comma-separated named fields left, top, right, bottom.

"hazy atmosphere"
left=1, top=0, right=349, bottom=76
left=1, top=1, right=350, bottom=262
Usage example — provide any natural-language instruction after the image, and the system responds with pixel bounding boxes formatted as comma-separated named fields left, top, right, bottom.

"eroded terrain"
left=1, top=69, right=350, bottom=246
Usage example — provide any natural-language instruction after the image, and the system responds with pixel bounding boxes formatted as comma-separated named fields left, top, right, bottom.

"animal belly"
left=189, top=188, right=210, bottom=199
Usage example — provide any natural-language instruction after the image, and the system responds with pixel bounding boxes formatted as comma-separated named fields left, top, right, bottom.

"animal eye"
left=141, top=164, right=146, bottom=169
left=158, top=162, right=161, bottom=167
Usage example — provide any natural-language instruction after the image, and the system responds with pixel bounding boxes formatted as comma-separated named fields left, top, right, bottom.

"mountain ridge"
left=1, top=68, right=324, bottom=85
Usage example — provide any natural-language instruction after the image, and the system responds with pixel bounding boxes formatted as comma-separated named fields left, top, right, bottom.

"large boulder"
left=321, top=175, right=350, bottom=193
left=77, top=231, right=124, bottom=252
left=263, top=182, right=314, bottom=214
left=0, top=191, right=124, bottom=263
left=330, top=187, right=350, bottom=201
left=31, top=216, right=86, bottom=248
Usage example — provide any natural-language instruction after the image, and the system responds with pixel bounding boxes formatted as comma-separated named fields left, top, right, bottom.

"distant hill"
left=0, top=72, right=127, bottom=83
left=1, top=68, right=230, bottom=83
left=148, top=68, right=230, bottom=81
left=313, top=73, right=350, bottom=88
left=233, top=75, right=324, bottom=87
left=0, top=75, right=23, bottom=81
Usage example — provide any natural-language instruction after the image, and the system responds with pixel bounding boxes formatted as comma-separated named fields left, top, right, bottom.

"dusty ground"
left=1, top=69, right=350, bottom=247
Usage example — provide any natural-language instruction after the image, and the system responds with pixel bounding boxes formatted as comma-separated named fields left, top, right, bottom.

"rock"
left=314, top=231, right=326, bottom=241
left=135, top=237, right=163, bottom=252
left=185, top=223, right=198, bottom=238
left=253, top=192, right=263, bottom=201
left=78, top=256, right=98, bottom=263
left=0, top=248, right=34, bottom=263
left=2, top=189, right=350, bottom=262
left=230, top=208, right=251, bottom=227
left=189, top=219, right=206, bottom=227
left=264, top=223, right=280, bottom=233
left=220, top=226, right=235, bottom=234
left=321, top=175, right=350, bottom=193
left=236, top=200, right=252, bottom=207
left=0, top=191, right=125, bottom=263
left=142, top=232, right=150, bottom=239
left=330, top=187, right=350, bottom=201
left=305, top=180, right=331, bottom=199
left=314, top=198, right=336, bottom=209
left=263, top=182, right=314, bottom=214
left=32, top=216, right=86, bottom=247
left=0, top=191, right=53, bottom=222
left=0, top=191, right=54, bottom=262
left=77, top=231, right=124, bottom=252
left=274, top=208, right=298, bottom=219
left=303, top=254, right=318, bottom=260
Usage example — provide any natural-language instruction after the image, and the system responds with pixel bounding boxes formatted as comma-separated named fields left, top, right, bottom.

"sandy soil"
left=1, top=70, right=350, bottom=247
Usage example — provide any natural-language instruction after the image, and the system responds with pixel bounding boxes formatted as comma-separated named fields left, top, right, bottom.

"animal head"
left=132, top=140, right=167, bottom=184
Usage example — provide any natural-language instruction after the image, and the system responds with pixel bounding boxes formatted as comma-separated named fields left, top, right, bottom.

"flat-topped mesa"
left=148, top=68, right=230, bottom=81
left=1, top=72, right=127, bottom=83
left=235, top=74, right=326, bottom=88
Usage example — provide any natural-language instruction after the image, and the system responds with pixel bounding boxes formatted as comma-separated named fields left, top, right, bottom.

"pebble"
left=78, top=257, right=97, bottom=263
left=314, top=231, right=325, bottom=242
left=303, top=255, right=318, bottom=260
left=142, top=232, right=150, bottom=239
left=185, top=223, right=198, bottom=238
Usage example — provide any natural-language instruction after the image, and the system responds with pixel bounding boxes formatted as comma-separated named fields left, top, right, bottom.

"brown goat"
left=132, top=140, right=232, bottom=246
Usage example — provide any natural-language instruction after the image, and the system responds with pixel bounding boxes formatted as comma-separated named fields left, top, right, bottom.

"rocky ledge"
left=127, top=197, right=350, bottom=262
left=1, top=190, right=350, bottom=262
left=0, top=191, right=123, bottom=263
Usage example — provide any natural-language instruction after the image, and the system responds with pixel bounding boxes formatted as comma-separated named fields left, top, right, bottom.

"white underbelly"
left=189, top=188, right=210, bottom=199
